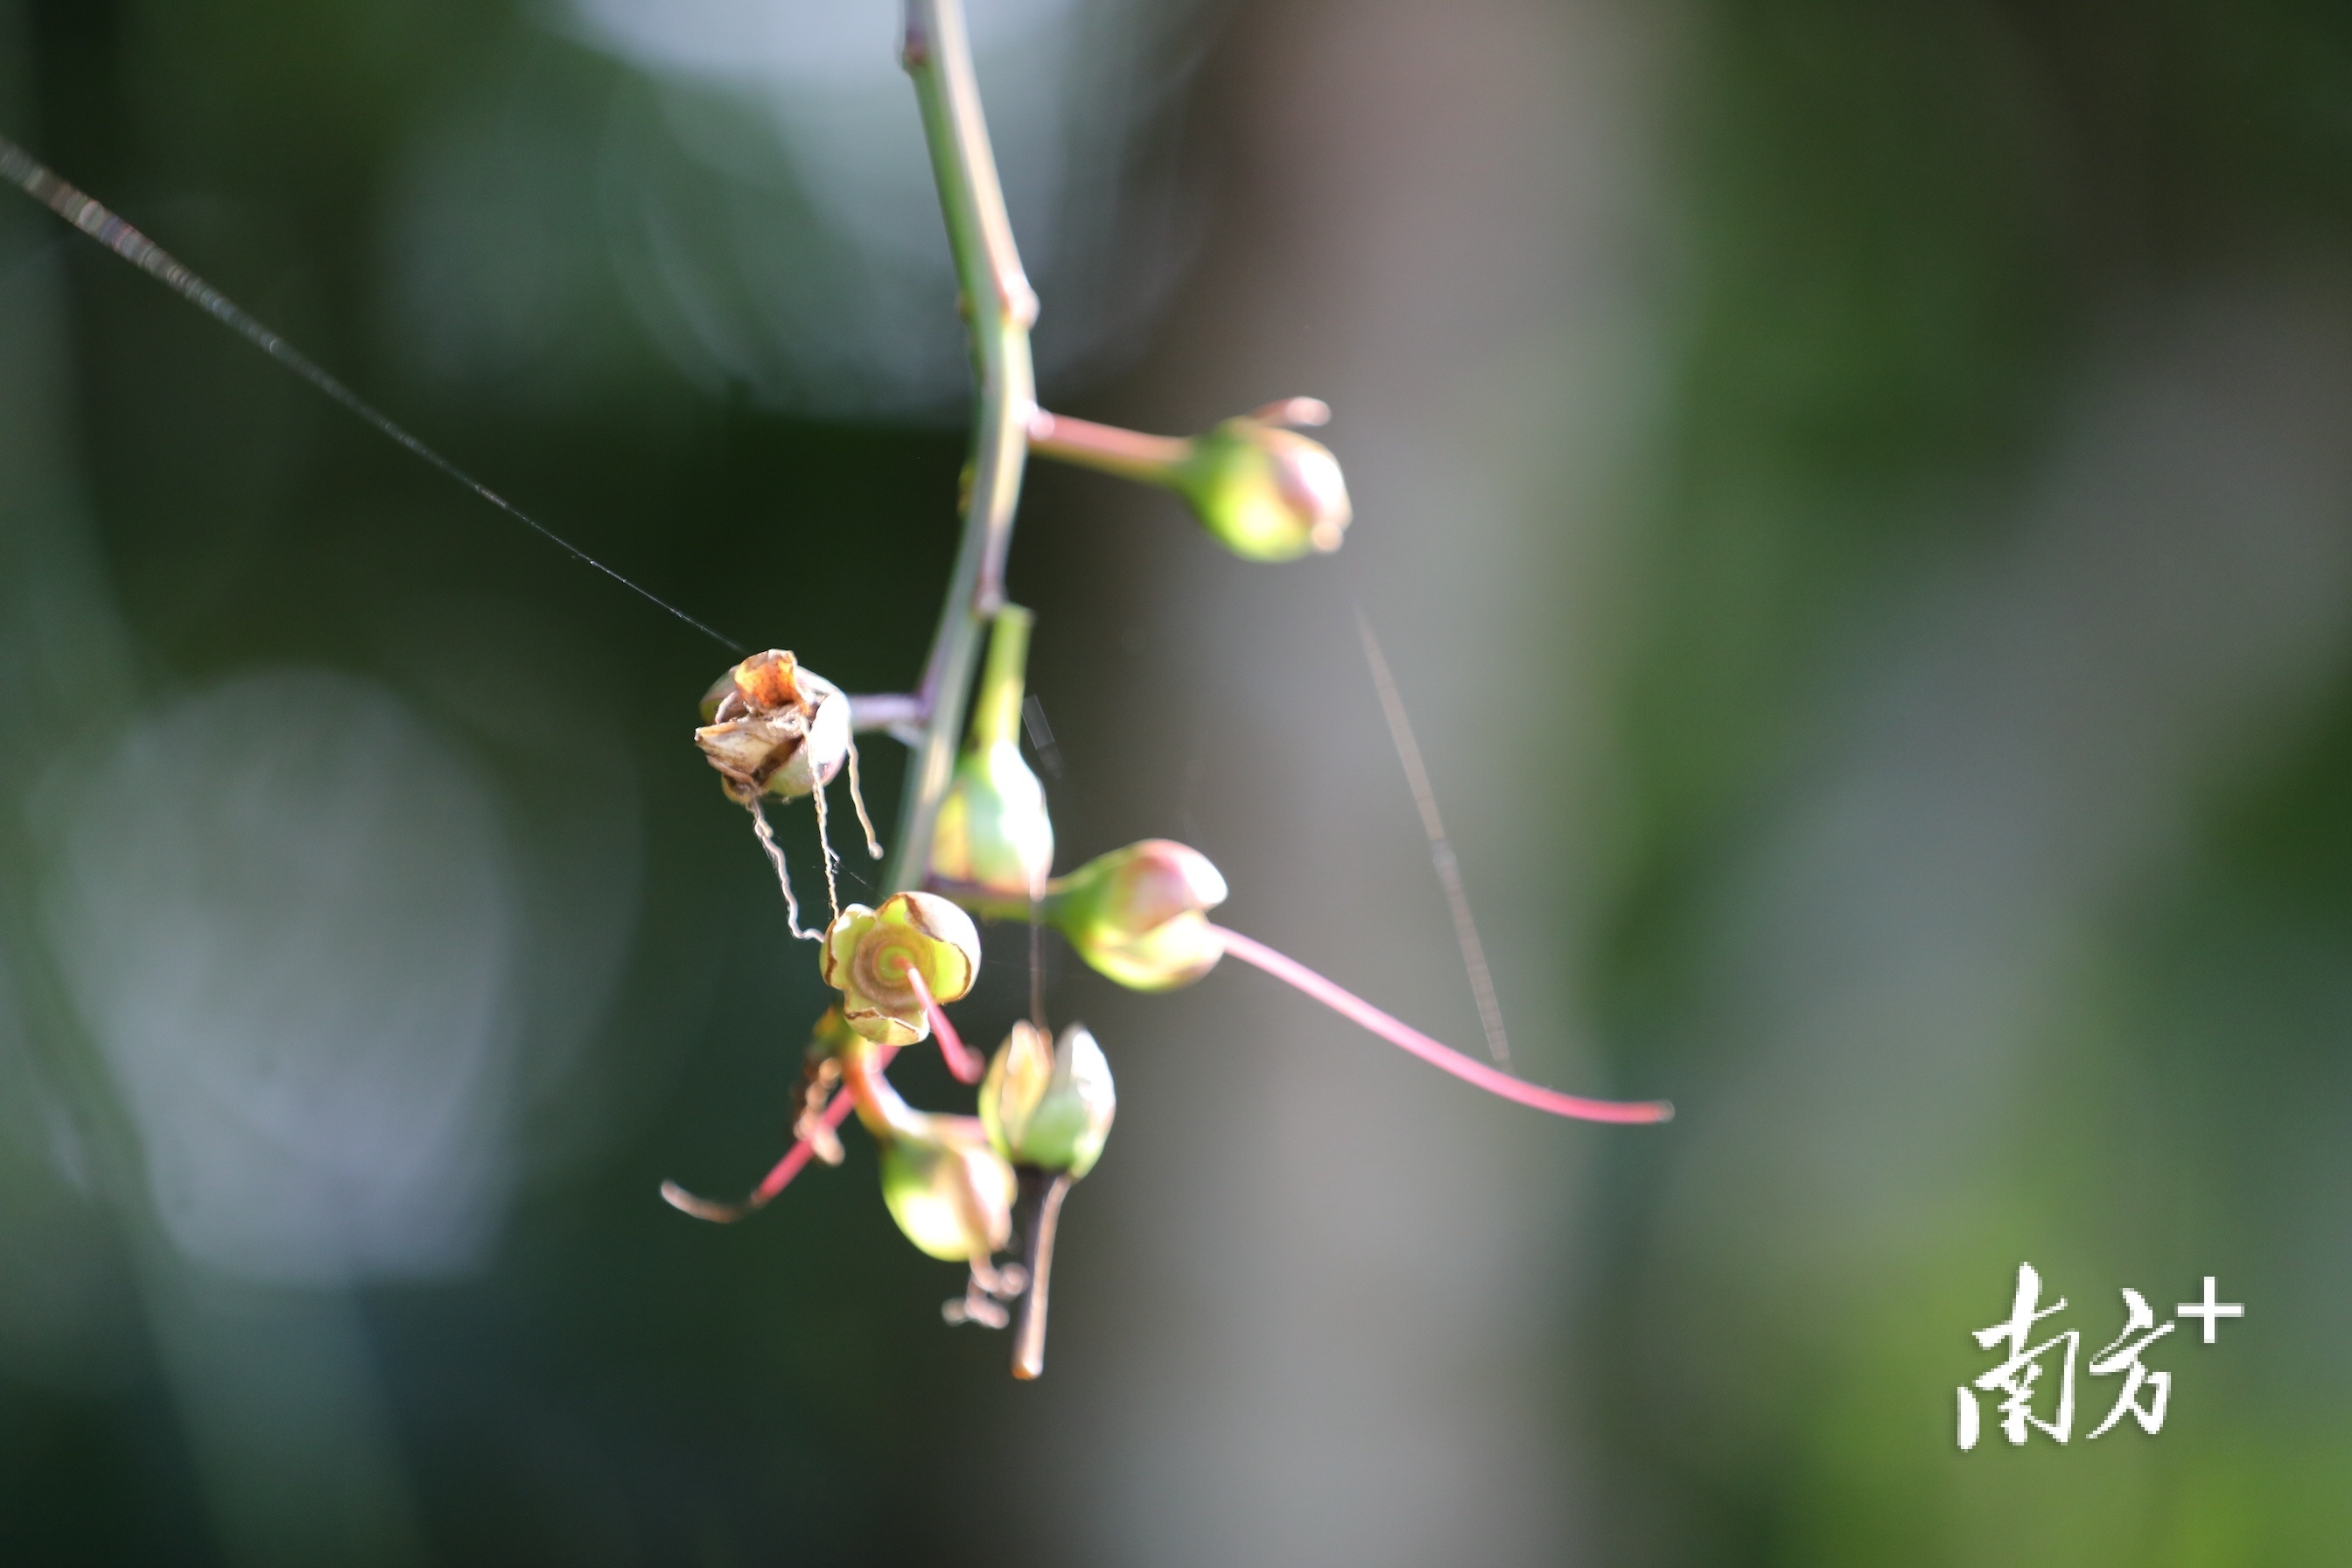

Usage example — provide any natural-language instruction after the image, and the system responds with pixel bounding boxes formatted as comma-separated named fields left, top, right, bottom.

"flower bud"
left=878, top=1114, right=1017, bottom=1262
left=819, top=891, right=983, bottom=1045
left=695, top=650, right=851, bottom=802
left=980, top=1021, right=1116, bottom=1179
left=1049, top=839, right=1228, bottom=991
left=933, top=745, right=1053, bottom=894
left=929, top=607, right=1054, bottom=895
left=1172, top=415, right=1351, bottom=563
left=1028, top=403, right=1349, bottom=564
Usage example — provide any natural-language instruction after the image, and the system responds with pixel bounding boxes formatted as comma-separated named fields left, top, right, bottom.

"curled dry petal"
left=820, top=891, right=984, bottom=1044
left=694, top=649, right=851, bottom=802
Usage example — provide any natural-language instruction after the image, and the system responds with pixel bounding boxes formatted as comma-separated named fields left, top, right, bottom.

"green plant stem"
left=928, top=875, right=1065, bottom=923
left=888, top=0, right=1039, bottom=897
left=971, top=605, right=1034, bottom=749
left=1027, top=408, right=1190, bottom=486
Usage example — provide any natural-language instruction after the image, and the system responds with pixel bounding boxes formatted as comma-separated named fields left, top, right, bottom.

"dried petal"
left=693, top=650, right=851, bottom=802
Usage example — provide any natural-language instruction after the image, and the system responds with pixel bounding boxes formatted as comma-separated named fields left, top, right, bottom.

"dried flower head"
left=820, top=891, right=984, bottom=1044
left=694, top=650, right=851, bottom=802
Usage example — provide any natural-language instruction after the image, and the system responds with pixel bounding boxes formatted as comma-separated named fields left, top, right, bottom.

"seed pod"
left=980, top=1021, right=1116, bottom=1179
left=1172, top=415, right=1350, bottom=563
left=694, top=650, right=851, bottom=802
left=819, top=891, right=984, bottom=1045
left=930, top=607, right=1053, bottom=896
left=878, top=1114, right=1017, bottom=1262
left=1050, top=839, right=1228, bottom=991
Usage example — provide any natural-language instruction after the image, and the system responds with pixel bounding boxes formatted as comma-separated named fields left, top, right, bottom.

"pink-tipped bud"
left=1049, top=839, right=1228, bottom=991
left=1174, top=413, right=1350, bottom=563
left=1028, top=402, right=1350, bottom=563
left=819, top=892, right=984, bottom=1045
left=695, top=650, right=851, bottom=802
left=980, top=1021, right=1116, bottom=1178
left=878, top=1113, right=1017, bottom=1262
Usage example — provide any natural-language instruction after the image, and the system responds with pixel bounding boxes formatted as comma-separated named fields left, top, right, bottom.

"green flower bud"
left=819, top=891, right=983, bottom=1045
left=933, top=745, right=1053, bottom=893
left=1028, top=401, right=1350, bottom=564
left=878, top=1113, right=1017, bottom=1263
left=1049, top=839, right=1228, bottom=991
left=980, top=1021, right=1116, bottom=1179
left=694, top=650, right=851, bottom=802
left=929, top=607, right=1054, bottom=895
left=1172, top=411, right=1350, bottom=563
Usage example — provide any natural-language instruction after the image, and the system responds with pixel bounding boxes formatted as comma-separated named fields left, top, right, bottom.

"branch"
left=888, top=0, right=1039, bottom=897
left=847, top=692, right=928, bottom=735
left=1027, top=408, right=1187, bottom=484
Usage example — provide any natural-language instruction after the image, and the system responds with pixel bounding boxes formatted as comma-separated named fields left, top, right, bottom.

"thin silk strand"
left=0, top=135, right=740, bottom=652
left=1355, top=608, right=1513, bottom=1068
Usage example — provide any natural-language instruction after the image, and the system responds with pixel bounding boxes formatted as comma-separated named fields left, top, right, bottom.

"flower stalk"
left=1009, top=1167, right=1073, bottom=1380
left=889, top=0, right=1040, bottom=898
left=932, top=850, right=1666, bottom=1124
left=1029, top=399, right=1351, bottom=560
left=660, top=1043, right=896, bottom=1223
left=908, top=965, right=986, bottom=1085
left=665, top=0, right=1667, bottom=1372
left=1212, top=927, right=1673, bottom=1124
left=1027, top=408, right=1189, bottom=482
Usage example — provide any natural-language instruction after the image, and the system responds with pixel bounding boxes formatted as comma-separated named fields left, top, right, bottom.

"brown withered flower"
left=694, top=650, right=851, bottom=803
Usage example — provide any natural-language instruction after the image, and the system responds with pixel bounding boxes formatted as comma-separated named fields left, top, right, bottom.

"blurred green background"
left=4, top=0, right=2352, bottom=1563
